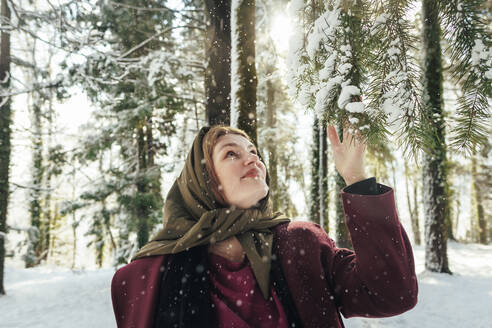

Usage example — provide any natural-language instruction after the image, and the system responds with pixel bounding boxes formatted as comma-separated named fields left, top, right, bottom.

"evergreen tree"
left=440, top=0, right=491, bottom=245
left=14, top=1, right=68, bottom=267
left=67, top=0, right=187, bottom=263
left=288, top=0, right=490, bottom=263
left=421, top=0, right=451, bottom=274
left=288, top=0, right=377, bottom=246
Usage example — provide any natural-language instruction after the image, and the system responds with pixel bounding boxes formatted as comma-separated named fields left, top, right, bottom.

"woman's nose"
left=244, top=152, right=259, bottom=166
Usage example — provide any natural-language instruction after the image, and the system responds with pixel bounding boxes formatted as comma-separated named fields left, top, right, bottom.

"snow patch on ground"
left=346, top=241, right=492, bottom=328
left=1, top=264, right=114, bottom=328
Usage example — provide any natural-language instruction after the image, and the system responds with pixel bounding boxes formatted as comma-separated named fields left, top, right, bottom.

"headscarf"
left=133, top=126, right=290, bottom=299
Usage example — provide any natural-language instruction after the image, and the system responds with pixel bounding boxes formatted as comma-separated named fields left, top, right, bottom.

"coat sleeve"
left=329, top=184, right=418, bottom=318
left=111, top=256, right=167, bottom=328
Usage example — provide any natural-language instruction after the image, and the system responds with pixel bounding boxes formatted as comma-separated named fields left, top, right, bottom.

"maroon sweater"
left=111, top=185, right=418, bottom=328
left=208, top=253, right=288, bottom=327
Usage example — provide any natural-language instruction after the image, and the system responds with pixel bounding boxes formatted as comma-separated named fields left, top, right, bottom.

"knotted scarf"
left=133, top=126, right=290, bottom=298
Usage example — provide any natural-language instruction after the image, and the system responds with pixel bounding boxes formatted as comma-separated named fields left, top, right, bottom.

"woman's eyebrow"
left=218, top=142, right=255, bottom=152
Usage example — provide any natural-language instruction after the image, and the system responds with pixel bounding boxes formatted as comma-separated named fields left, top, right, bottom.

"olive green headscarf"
left=133, top=126, right=290, bottom=299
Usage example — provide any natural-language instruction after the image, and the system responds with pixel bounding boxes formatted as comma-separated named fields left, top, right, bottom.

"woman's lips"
left=242, top=168, right=260, bottom=179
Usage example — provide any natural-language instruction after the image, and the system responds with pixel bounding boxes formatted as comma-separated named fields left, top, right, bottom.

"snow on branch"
left=288, top=0, right=371, bottom=133
left=364, top=0, right=427, bottom=156
left=106, top=0, right=204, bottom=25
left=0, top=76, right=63, bottom=98
left=440, top=0, right=491, bottom=152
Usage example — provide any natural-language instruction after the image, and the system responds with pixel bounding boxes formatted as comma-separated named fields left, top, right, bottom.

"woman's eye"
left=250, top=150, right=257, bottom=155
left=226, top=151, right=236, bottom=157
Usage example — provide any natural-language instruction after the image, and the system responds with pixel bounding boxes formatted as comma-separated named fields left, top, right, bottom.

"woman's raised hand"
left=327, top=125, right=367, bottom=186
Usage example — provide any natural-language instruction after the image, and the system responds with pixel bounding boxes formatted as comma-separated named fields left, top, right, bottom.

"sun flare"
left=270, top=13, right=293, bottom=53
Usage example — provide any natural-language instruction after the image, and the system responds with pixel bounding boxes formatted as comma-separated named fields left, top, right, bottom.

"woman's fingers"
left=342, top=125, right=348, bottom=142
left=329, top=123, right=366, bottom=151
left=327, top=125, right=341, bottom=148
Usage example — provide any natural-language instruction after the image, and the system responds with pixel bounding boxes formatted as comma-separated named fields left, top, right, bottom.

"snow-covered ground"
left=1, top=241, right=491, bottom=328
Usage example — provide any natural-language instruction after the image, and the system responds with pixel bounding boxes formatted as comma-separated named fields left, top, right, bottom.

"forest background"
left=0, top=0, right=490, bottom=319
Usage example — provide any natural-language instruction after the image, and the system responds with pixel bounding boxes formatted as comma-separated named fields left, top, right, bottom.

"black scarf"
left=153, top=246, right=303, bottom=328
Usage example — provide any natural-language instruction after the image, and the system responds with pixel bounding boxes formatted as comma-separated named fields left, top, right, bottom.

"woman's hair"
left=202, top=125, right=251, bottom=206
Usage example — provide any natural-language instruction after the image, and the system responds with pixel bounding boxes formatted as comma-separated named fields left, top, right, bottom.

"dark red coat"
left=111, top=187, right=418, bottom=328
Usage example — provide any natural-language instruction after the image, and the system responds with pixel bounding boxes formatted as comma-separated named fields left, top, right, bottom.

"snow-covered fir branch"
left=440, top=0, right=491, bottom=152
left=366, top=0, right=427, bottom=156
left=287, top=0, right=375, bottom=136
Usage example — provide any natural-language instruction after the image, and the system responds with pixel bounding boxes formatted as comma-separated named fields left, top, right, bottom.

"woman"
left=111, top=125, right=418, bottom=328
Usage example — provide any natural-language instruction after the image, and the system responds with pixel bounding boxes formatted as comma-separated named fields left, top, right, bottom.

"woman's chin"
left=250, top=187, right=269, bottom=207
left=229, top=188, right=269, bottom=209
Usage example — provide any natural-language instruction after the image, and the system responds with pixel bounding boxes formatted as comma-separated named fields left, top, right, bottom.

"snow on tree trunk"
left=233, top=0, right=258, bottom=144
left=204, top=0, right=231, bottom=126
left=421, top=0, right=451, bottom=274
left=0, top=0, right=10, bottom=295
left=309, top=115, right=329, bottom=230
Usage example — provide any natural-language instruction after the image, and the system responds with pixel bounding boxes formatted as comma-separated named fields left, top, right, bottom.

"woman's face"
left=212, top=133, right=269, bottom=209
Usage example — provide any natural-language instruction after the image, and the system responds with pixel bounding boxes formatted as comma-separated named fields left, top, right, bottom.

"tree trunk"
left=446, top=186, right=455, bottom=241
left=335, top=122, right=351, bottom=248
left=234, top=0, right=257, bottom=145
left=472, top=145, right=487, bottom=244
left=43, top=71, right=55, bottom=260
left=265, top=78, right=279, bottom=211
left=308, top=0, right=319, bottom=225
left=0, top=0, right=11, bottom=296
left=453, top=188, right=461, bottom=239
left=136, top=127, right=149, bottom=248
left=319, top=117, right=328, bottom=232
left=146, top=116, right=162, bottom=203
left=71, top=165, right=77, bottom=269
left=310, top=117, right=320, bottom=225
left=204, top=0, right=231, bottom=126
left=421, top=0, right=451, bottom=274
left=405, top=162, right=421, bottom=245
left=27, top=101, right=44, bottom=267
